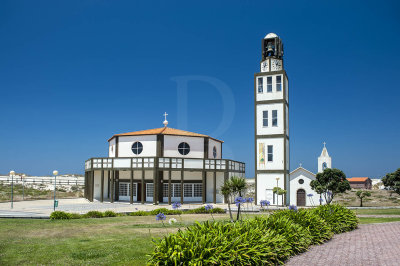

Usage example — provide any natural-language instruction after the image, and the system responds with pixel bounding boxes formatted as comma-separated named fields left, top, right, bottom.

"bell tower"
left=254, top=33, right=290, bottom=205
left=318, top=142, right=332, bottom=173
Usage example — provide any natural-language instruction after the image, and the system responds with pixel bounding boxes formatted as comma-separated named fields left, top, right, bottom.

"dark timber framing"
left=84, top=156, right=245, bottom=204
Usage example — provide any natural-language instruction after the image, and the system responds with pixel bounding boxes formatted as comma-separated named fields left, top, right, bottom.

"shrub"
left=150, top=208, right=183, bottom=215
left=129, top=210, right=149, bottom=216
left=273, top=209, right=333, bottom=244
left=186, top=206, right=226, bottom=214
left=263, top=215, right=312, bottom=255
left=69, top=213, right=82, bottom=219
left=104, top=210, right=117, bottom=217
left=311, top=204, right=358, bottom=233
left=50, top=211, right=71, bottom=220
left=83, top=211, right=104, bottom=218
left=148, top=219, right=292, bottom=265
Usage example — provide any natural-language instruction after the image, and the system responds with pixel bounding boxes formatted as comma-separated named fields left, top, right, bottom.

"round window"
left=178, top=142, right=190, bottom=155
left=213, top=146, right=217, bottom=158
left=131, top=142, right=143, bottom=155
left=298, top=179, right=304, bottom=184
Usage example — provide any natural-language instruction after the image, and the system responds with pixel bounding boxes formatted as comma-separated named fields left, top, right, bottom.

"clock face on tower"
left=260, top=60, right=269, bottom=72
left=271, top=59, right=282, bottom=71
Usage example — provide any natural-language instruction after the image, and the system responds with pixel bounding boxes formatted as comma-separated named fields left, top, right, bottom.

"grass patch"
left=355, top=208, right=400, bottom=215
left=359, top=217, right=400, bottom=224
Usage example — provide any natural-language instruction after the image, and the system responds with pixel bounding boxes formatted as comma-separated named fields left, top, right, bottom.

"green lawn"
left=1, top=209, right=400, bottom=265
left=0, top=214, right=229, bottom=265
left=358, top=217, right=400, bottom=224
left=354, top=208, right=400, bottom=215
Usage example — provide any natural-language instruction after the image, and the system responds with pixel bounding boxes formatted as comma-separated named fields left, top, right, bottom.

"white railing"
left=85, top=157, right=245, bottom=173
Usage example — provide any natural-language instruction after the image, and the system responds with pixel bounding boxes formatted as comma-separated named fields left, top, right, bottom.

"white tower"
left=254, top=33, right=289, bottom=205
left=318, top=142, right=332, bottom=173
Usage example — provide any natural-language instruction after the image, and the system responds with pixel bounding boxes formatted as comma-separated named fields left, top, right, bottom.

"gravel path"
left=286, top=222, right=400, bottom=266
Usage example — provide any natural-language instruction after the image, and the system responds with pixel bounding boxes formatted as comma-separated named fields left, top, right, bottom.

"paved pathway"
left=286, top=222, right=400, bottom=266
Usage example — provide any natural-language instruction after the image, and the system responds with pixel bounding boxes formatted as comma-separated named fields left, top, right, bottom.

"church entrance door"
left=297, top=189, right=306, bottom=206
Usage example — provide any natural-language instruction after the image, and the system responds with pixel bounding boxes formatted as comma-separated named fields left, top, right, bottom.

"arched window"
left=178, top=142, right=190, bottom=155
left=213, top=146, right=217, bottom=158
left=322, top=162, right=327, bottom=170
left=131, top=142, right=143, bottom=155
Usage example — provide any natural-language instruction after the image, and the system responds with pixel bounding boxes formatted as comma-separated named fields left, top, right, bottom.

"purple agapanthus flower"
left=204, top=204, right=213, bottom=211
left=246, top=197, right=254, bottom=203
left=307, top=193, right=313, bottom=197
left=288, top=205, right=298, bottom=211
left=260, top=200, right=270, bottom=207
left=235, top=197, right=246, bottom=207
left=156, top=213, right=166, bottom=221
left=172, top=202, right=181, bottom=210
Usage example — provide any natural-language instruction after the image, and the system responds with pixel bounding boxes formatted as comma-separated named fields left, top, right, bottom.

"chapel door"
left=297, top=189, right=306, bottom=206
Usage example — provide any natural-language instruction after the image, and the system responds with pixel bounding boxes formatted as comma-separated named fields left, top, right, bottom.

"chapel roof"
left=290, top=166, right=316, bottom=176
left=108, top=127, right=223, bottom=143
left=347, top=177, right=370, bottom=182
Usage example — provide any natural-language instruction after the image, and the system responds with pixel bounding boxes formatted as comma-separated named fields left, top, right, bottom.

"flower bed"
left=148, top=204, right=359, bottom=265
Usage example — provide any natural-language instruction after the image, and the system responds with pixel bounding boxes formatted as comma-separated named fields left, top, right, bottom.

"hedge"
left=50, top=206, right=225, bottom=220
left=148, top=204, right=358, bottom=265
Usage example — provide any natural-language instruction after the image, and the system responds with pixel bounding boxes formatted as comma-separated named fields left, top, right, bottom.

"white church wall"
left=144, top=170, right=153, bottom=180
left=184, top=171, right=202, bottom=180
left=170, top=171, right=180, bottom=180
left=257, top=173, right=285, bottom=205
left=117, top=135, right=157, bottom=157
left=93, top=170, right=101, bottom=200
left=216, top=172, right=224, bottom=203
left=256, top=103, right=285, bottom=136
left=285, top=76, right=289, bottom=103
left=208, top=139, right=222, bottom=159
left=256, top=138, right=284, bottom=170
left=164, top=135, right=204, bottom=158
left=206, top=172, right=213, bottom=202
left=109, top=138, right=116, bottom=157
left=256, top=74, right=284, bottom=102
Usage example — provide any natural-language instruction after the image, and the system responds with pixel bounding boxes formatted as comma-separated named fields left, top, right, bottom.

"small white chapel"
left=289, top=143, right=332, bottom=206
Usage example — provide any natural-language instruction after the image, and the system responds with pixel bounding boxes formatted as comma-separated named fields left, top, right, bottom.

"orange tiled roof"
left=347, top=177, right=369, bottom=182
left=108, top=127, right=223, bottom=142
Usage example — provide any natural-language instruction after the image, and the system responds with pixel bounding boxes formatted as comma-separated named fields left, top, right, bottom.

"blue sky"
left=0, top=0, right=399, bottom=178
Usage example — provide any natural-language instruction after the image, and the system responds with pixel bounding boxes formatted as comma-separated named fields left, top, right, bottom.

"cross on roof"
left=299, top=163, right=302, bottom=167
left=323, top=142, right=326, bottom=148
left=163, top=112, right=168, bottom=127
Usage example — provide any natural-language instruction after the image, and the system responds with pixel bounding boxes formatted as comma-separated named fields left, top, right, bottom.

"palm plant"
left=220, top=180, right=234, bottom=222
left=230, top=176, right=247, bottom=221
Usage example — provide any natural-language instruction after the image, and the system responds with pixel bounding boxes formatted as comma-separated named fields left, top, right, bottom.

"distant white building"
left=289, top=144, right=332, bottom=206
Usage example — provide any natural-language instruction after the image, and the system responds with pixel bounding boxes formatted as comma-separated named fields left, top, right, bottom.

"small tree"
left=230, top=176, right=247, bottom=221
left=356, top=190, right=371, bottom=207
left=382, top=168, right=400, bottom=195
left=220, top=180, right=234, bottom=222
left=273, top=187, right=286, bottom=206
left=310, top=168, right=351, bottom=204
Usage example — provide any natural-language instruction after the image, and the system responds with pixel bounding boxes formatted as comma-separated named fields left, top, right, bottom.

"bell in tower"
left=262, top=33, right=284, bottom=60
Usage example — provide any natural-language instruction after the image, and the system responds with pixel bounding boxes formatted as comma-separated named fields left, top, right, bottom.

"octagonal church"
left=84, top=117, right=245, bottom=205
